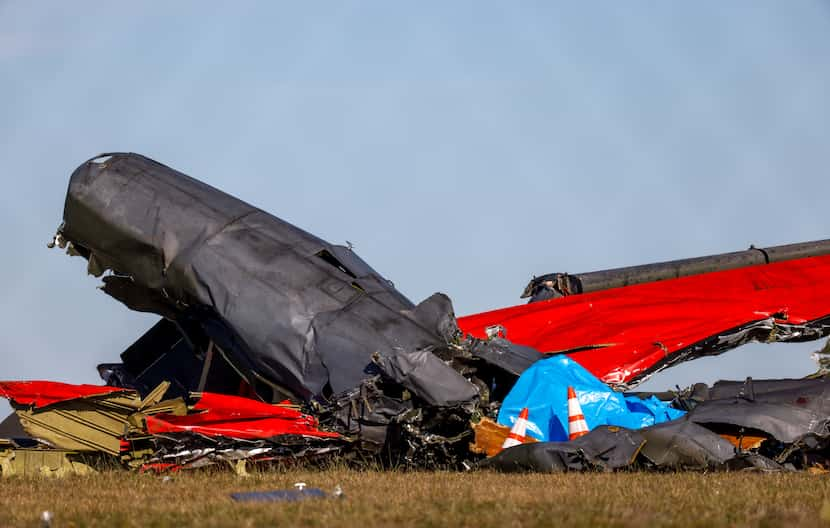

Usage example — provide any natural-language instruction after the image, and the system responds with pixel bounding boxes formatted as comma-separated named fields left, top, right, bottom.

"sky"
left=1, top=2, right=829, bottom=417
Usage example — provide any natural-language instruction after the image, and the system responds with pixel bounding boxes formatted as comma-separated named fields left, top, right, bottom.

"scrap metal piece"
left=479, top=425, right=645, bottom=472
left=131, top=432, right=342, bottom=473
left=638, top=420, right=737, bottom=469
left=686, top=377, right=830, bottom=444
left=230, top=488, right=328, bottom=502
left=466, top=337, right=540, bottom=377
left=716, top=431, right=767, bottom=450
left=0, top=381, right=126, bottom=407
left=1, top=381, right=184, bottom=455
left=372, top=349, right=478, bottom=407
left=142, top=391, right=339, bottom=440
left=0, top=447, right=95, bottom=478
left=689, top=400, right=827, bottom=444
left=0, top=413, right=29, bottom=441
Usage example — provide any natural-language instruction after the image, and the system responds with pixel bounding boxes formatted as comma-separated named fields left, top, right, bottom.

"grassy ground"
left=2, top=468, right=830, bottom=527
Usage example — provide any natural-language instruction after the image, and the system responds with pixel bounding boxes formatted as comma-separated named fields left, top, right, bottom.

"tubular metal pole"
left=523, top=238, right=830, bottom=302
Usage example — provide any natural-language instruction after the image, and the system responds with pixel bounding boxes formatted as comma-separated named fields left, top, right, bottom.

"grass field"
left=2, top=469, right=830, bottom=527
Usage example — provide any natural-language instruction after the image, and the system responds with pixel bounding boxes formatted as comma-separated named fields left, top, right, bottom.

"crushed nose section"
left=53, top=152, right=473, bottom=404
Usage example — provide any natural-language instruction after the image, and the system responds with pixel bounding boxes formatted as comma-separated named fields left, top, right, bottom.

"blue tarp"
left=497, top=356, right=685, bottom=442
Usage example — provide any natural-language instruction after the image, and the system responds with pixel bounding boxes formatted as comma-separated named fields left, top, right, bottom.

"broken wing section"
left=458, top=255, right=830, bottom=388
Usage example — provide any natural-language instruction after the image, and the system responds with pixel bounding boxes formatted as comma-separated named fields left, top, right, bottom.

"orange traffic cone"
left=501, top=407, right=530, bottom=450
left=567, top=386, right=590, bottom=440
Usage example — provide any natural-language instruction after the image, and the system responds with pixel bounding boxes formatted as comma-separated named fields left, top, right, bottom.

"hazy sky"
left=1, top=3, right=829, bottom=417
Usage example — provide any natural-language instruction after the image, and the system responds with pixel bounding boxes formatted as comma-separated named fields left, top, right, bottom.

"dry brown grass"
left=1, top=468, right=830, bottom=527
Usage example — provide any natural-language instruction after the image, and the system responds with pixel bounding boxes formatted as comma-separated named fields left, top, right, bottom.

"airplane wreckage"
left=3, top=151, right=830, bottom=475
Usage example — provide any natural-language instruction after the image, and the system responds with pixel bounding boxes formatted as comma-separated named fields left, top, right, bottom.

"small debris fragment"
left=230, top=488, right=327, bottom=503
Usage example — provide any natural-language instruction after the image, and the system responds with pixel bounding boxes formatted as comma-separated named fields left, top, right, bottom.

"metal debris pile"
left=480, top=375, right=830, bottom=473
left=3, top=152, right=830, bottom=476
left=0, top=380, right=341, bottom=475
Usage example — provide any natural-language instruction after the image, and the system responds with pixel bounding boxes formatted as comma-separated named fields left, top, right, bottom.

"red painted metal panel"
left=458, top=255, right=830, bottom=385
left=145, top=392, right=339, bottom=439
left=0, top=381, right=126, bottom=407
left=0, top=381, right=338, bottom=439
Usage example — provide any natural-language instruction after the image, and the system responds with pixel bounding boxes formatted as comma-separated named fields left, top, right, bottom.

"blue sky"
left=1, top=2, right=829, bottom=416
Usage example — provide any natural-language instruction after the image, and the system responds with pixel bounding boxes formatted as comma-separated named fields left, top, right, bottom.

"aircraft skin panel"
left=457, top=254, right=830, bottom=387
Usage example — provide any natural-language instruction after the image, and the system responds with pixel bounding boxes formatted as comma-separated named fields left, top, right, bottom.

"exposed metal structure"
left=522, top=239, right=830, bottom=302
